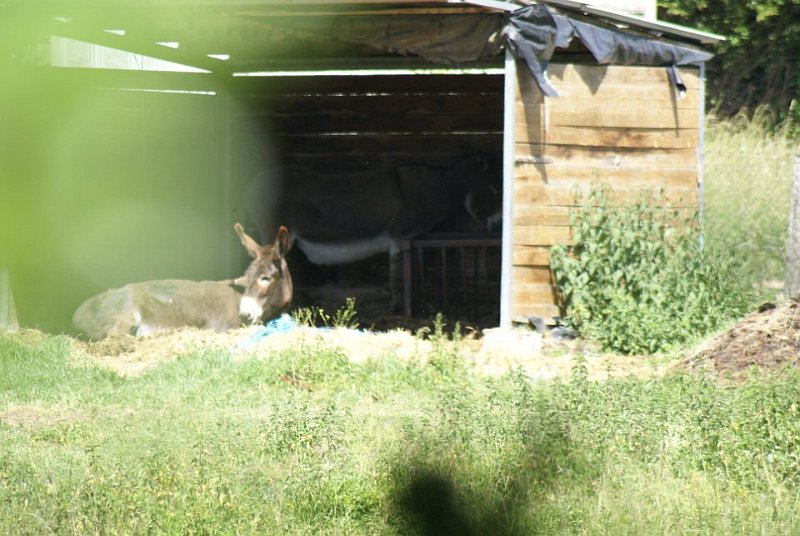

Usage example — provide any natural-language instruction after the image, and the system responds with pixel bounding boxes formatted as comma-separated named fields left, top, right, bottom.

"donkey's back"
left=72, top=279, right=243, bottom=339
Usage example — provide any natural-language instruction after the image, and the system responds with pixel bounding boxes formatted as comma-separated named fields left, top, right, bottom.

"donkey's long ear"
left=274, top=226, right=292, bottom=256
left=235, top=222, right=262, bottom=259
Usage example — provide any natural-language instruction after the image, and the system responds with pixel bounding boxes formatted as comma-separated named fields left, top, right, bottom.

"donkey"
left=72, top=223, right=292, bottom=340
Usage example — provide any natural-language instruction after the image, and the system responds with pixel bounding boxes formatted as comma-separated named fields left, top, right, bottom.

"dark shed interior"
left=229, top=72, right=505, bottom=327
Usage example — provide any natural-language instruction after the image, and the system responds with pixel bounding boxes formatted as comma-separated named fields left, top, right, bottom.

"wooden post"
left=400, top=239, right=413, bottom=317
left=0, top=268, right=18, bottom=332
left=785, top=148, right=800, bottom=298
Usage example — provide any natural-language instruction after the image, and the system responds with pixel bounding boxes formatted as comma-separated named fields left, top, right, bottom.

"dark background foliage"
left=659, top=0, right=800, bottom=127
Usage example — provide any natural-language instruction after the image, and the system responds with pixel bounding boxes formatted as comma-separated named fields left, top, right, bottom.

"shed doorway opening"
left=232, top=68, right=505, bottom=329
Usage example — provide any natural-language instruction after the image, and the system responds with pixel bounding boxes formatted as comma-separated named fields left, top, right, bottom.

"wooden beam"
left=230, top=5, right=494, bottom=16
left=514, top=144, right=698, bottom=168
left=231, top=72, right=503, bottom=93
left=512, top=283, right=559, bottom=304
left=513, top=225, right=572, bottom=246
left=513, top=181, right=699, bottom=207
left=512, top=245, right=552, bottom=266
left=33, top=66, right=219, bottom=91
left=515, top=125, right=699, bottom=150
left=511, top=305, right=561, bottom=321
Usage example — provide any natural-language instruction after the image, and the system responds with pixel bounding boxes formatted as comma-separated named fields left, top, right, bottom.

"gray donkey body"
left=73, top=223, right=292, bottom=340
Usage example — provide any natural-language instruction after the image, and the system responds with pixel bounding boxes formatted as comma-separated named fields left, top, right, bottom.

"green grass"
left=703, top=112, right=796, bottom=298
left=3, top=332, right=800, bottom=534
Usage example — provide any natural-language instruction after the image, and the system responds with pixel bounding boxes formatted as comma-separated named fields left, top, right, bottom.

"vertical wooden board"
left=502, top=49, right=518, bottom=328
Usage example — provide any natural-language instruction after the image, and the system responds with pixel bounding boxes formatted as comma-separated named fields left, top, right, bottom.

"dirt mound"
left=691, top=298, right=800, bottom=378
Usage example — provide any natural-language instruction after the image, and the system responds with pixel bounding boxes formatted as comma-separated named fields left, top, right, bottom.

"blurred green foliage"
left=0, top=9, right=279, bottom=332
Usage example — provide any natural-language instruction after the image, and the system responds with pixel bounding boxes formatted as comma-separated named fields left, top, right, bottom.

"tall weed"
left=550, top=186, right=753, bottom=354
left=703, top=111, right=796, bottom=296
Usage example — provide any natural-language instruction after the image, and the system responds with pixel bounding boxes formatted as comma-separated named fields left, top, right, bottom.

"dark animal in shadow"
left=246, top=156, right=501, bottom=309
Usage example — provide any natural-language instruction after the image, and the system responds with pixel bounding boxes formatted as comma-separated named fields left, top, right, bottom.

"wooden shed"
left=1, top=0, right=723, bottom=331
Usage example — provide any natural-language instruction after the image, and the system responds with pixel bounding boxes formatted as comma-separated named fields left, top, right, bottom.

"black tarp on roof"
left=261, top=4, right=712, bottom=95
left=504, top=5, right=713, bottom=96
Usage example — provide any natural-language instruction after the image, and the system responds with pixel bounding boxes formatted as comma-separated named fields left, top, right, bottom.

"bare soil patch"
left=689, top=298, right=800, bottom=379
left=0, top=404, right=86, bottom=427
left=68, top=327, right=251, bottom=376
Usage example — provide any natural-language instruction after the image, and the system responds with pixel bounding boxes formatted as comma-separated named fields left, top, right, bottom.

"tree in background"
left=660, top=0, right=800, bottom=126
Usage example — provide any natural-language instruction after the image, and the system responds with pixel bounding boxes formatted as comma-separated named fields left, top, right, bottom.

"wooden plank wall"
left=231, top=73, right=504, bottom=172
left=511, top=62, right=701, bottom=321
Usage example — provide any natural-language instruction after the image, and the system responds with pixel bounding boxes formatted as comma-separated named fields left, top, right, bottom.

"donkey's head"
left=233, top=223, right=293, bottom=325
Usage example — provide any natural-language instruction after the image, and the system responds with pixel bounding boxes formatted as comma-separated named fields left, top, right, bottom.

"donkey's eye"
left=259, top=275, right=272, bottom=284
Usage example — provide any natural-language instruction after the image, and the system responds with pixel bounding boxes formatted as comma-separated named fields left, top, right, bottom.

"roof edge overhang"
left=454, top=0, right=726, bottom=45
left=10, top=0, right=722, bottom=82
left=534, top=0, right=725, bottom=45
left=14, top=0, right=725, bottom=46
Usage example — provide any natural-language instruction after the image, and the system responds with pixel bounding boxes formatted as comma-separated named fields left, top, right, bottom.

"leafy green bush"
left=550, top=186, right=753, bottom=354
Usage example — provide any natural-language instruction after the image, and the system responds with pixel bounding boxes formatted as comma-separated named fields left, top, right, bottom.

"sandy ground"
left=11, top=297, right=798, bottom=382
left=27, top=320, right=665, bottom=381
